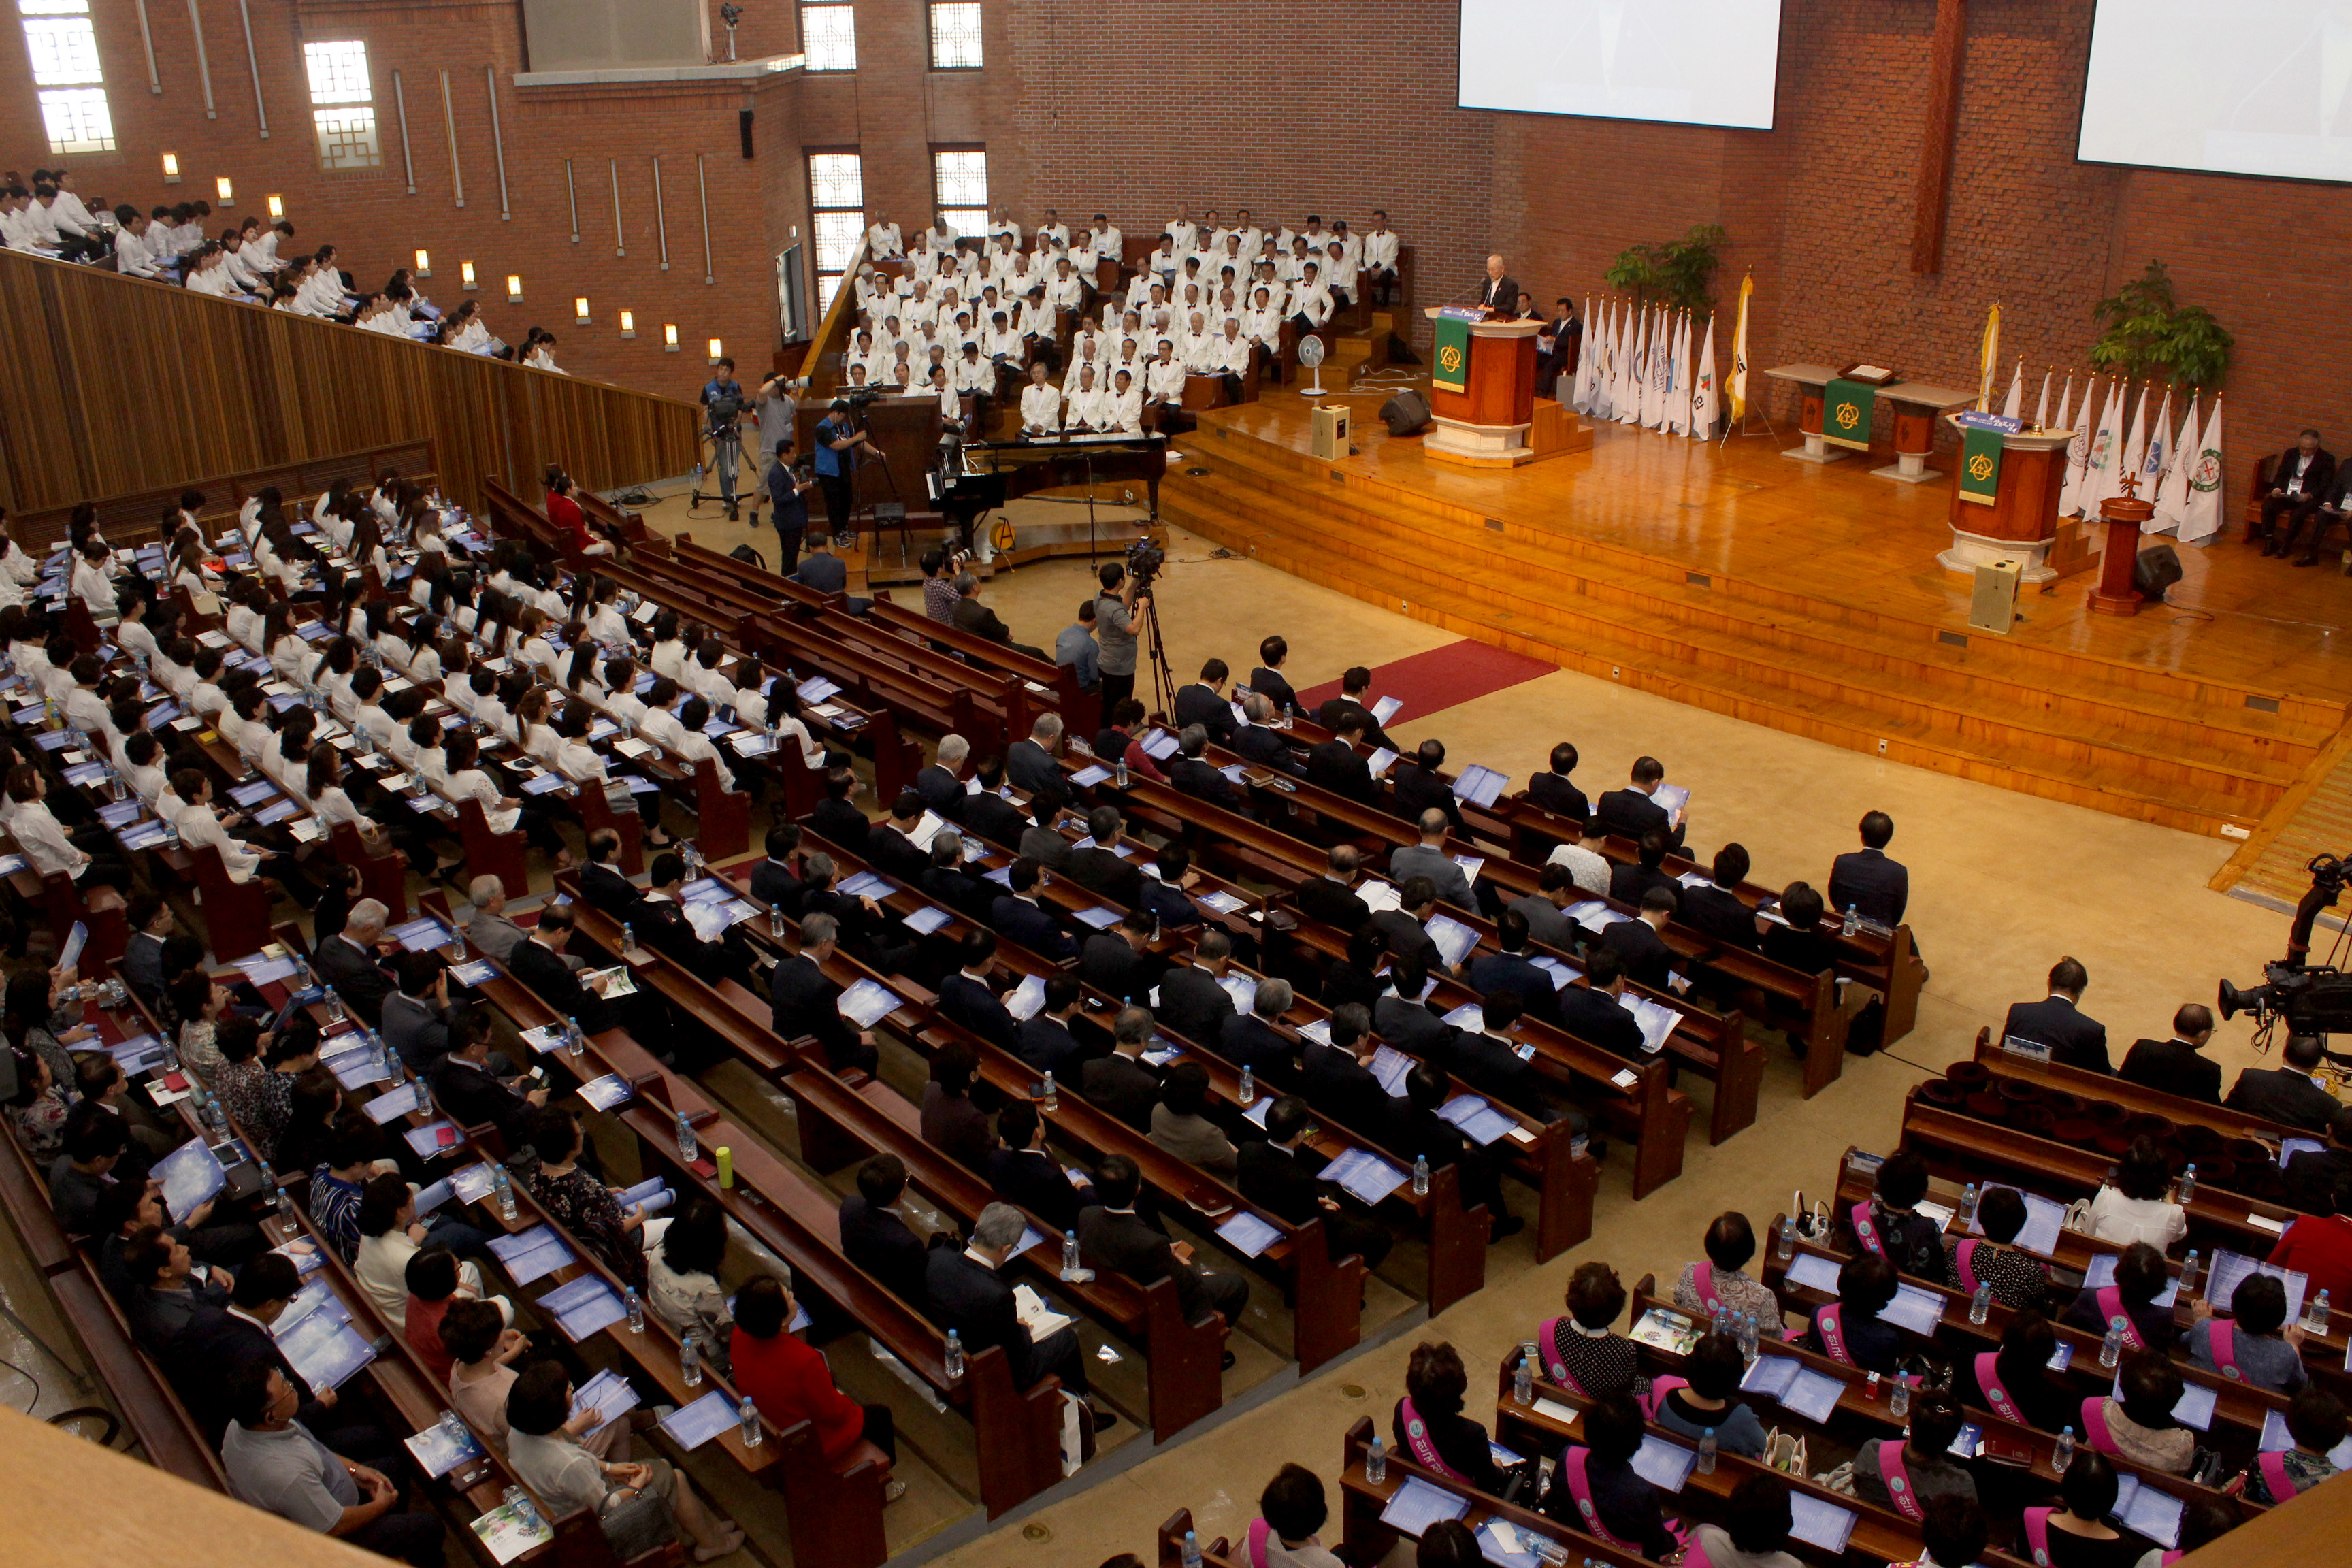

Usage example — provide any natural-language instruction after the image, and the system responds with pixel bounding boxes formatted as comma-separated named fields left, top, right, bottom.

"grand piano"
left=935, top=431, right=1170, bottom=551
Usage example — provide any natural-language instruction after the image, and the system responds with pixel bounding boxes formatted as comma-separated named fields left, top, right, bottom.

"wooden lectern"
left=1422, top=310, right=1546, bottom=467
left=1936, top=416, right=2073, bottom=582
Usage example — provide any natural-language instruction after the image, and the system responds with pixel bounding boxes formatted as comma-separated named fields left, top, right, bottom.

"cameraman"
left=1092, top=560, right=1147, bottom=721
left=814, top=398, right=878, bottom=547
left=699, top=357, right=748, bottom=519
left=750, top=372, right=802, bottom=524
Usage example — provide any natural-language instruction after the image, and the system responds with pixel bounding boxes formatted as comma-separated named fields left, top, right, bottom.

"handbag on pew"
left=1761, top=1429, right=1808, bottom=1476
left=2061, top=1198, right=2093, bottom=1237
left=596, top=1483, right=679, bottom=1559
left=1818, top=1459, right=1857, bottom=1497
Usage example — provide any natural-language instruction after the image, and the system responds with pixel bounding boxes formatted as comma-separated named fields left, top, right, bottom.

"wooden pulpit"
left=1936, top=417, right=2072, bottom=582
left=1422, top=310, right=1546, bottom=467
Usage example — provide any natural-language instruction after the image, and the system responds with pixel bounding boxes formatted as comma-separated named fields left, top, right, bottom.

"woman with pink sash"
left=2243, top=1386, right=2349, bottom=1504
left=1964, top=1312, right=2072, bottom=1433
left=1801, top=1253, right=1901, bottom=1373
left=1245, top=1463, right=1348, bottom=1568
left=2185, top=1275, right=2307, bottom=1394
left=2085, top=1354, right=2194, bottom=1476
left=1538, top=1392, right=1677, bottom=1559
left=1535, top=1262, right=1642, bottom=1401
left=1942, top=1187, right=2051, bottom=1308
left=1673, top=1212, right=1786, bottom=1341
left=1390, top=1342, right=1508, bottom=1496
left=1853, top=1394, right=1975, bottom=1520
left=1682, top=1473, right=1804, bottom=1568
left=2023, top=1452, right=2134, bottom=1567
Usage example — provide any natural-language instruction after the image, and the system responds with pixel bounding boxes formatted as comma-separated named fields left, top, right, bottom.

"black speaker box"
left=2134, top=542, right=2183, bottom=600
left=1379, top=389, right=1432, bottom=436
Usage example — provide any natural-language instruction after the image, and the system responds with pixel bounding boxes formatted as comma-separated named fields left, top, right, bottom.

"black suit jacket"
left=770, top=952, right=862, bottom=1068
left=1305, top=738, right=1378, bottom=805
left=920, top=863, right=996, bottom=924
left=638, top=896, right=728, bottom=986
left=1392, top=763, right=1463, bottom=832
left=1066, top=845, right=1143, bottom=908
left=2000, top=996, right=2110, bottom=1074
left=1171, top=683, right=1237, bottom=746
left=1468, top=951, right=1561, bottom=1025
left=1134, top=874, right=1202, bottom=932
left=805, top=797, right=872, bottom=848
left=580, top=862, right=644, bottom=925
left=1081, top=932, right=1162, bottom=1002
left=1610, top=862, right=1682, bottom=918
left=989, top=1147, right=1092, bottom=1233
left=1828, top=848, right=1908, bottom=928
left=432, top=1056, right=536, bottom=1145
left=915, top=764, right=966, bottom=820
left=1006, top=738, right=1061, bottom=796
left=1078, top=1205, right=1220, bottom=1322
left=1079, top=1052, right=1160, bottom=1132
left=1554, top=983, right=1648, bottom=1058
left=1248, top=667, right=1298, bottom=715
left=1233, top=724, right=1302, bottom=776
left=509, top=937, right=615, bottom=1033
left=1593, top=787, right=1682, bottom=848
left=951, top=596, right=1014, bottom=645
left=1237, top=1138, right=1333, bottom=1226
left=866, top=820, right=930, bottom=882
left=1371, top=908, right=1444, bottom=972
left=1158, top=964, right=1238, bottom=1046
left=1680, top=883, right=1759, bottom=951
left=2272, top=446, right=2337, bottom=502
left=1599, top=916, right=1673, bottom=991
left=749, top=858, right=806, bottom=917
left=2225, top=1066, right=2342, bottom=1133
left=1374, top=991, right=1450, bottom=1056
left=1169, top=754, right=1243, bottom=811
left=1296, top=873, right=1373, bottom=933
left=963, top=789, right=1031, bottom=849
left=843, top=1194, right=930, bottom=1308
left=2286, top=1147, right=2352, bottom=1212
left=1015, top=1013, right=1090, bottom=1077
left=2119, top=1037, right=2222, bottom=1104
left=992, top=894, right=1078, bottom=962
left=172, top=1308, right=329, bottom=1441
left=1526, top=772, right=1588, bottom=819
left=1443, top=1028, right=1548, bottom=1117
left=1476, top=275, right=1521, bottom=316
left=1298, top=1042, right=1406, bottom=1147
left=924, top=1247, right=1044, bottom=1383
left=1220, top=1011, right=1299, bottom=1083
left=938, top=971, right=1018, bottom=1051
left=313, top=933, right=394, bottom=1028
left=1315, top=698, right=1396, bottom=753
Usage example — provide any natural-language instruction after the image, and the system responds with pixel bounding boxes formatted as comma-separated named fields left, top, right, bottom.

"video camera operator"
left=814, top=397, right=880, bottom=548
left=749, top=372, right=805, bottom=529
left=698, top=356, right=749, bottom=520
left=1092, top=555, right=1152, bottom=720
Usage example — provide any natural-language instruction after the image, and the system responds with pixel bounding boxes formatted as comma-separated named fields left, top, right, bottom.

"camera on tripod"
left=2217, top=851, right=2352, bottom=1058
left=1125, top=538, right=1165, bottom=591
left=704, top=389, right=745, bottom=434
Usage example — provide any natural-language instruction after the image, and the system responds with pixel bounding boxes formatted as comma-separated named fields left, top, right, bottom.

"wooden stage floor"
left=1204, top=389, right=2352, bottom=706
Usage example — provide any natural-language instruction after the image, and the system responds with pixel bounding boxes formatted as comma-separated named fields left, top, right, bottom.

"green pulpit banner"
left=1823, top=378, right=1875, bottom=451
left=1957, top=426, right=2006, bottom=506
left=1432, top=316, right=1472, bottom=395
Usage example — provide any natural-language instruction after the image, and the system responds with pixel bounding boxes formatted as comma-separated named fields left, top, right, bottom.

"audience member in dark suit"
left=1608, top=830, right=1682, bottom=919
left=312, top=906, right=397, bottom=1028
left=1018, top=783, right=1077, bottom=872
left=1157, top=928, right=1241, bottom=1046
left=378, top=953, right=453, bottom=1076
left=2284, top=1107, right=2352, bottom=1211
left=576, top=831, right=643, bottom=925
left=636, top=852, right=756, bottom=993
left=1298, top=1003, right=1407, bottom=1149
left=800, top=851, right=915, bottom=975
left=951, top=576, right=1036, bottom=653
left=769, top=911, right=879, bottom=1075
left=927, top=1202, right=1109, bottom=1424
left=1168, top=724, right=1245, bottom=813
left=1081, top=909, right=1164, bottom=1002
left=1827, top=811, right=1909, bottom=929
left=961, top=757, right=1032, bottom=849
left=1239, top=1096, right=1394, bottom=1270
left=804, top=766, right=873, bottom=851
left=1078, top=1007, right=1162, bottom=1131
left=1442, top=990, right=1556, bottom=1122
left=1220, top=978, right=1303, bottom=1088
left=1680, top=842, right=1760, bottom=953
left=747, top=825, right=806, bottom=914
left=1066, top=806, right=1144, bottom=907
left=2227, top=1036, right=2343, bottom=1131
left=918, top=831, right=996, bottom=924
left=1004, top=714, right=1066, bottom=796
left=919, top=1040, right=994, bottom=1175
left=1373, top=877, right=1449, bottom=975
left=1599, top=886, right=1677, bottom=992
left=936, top=931, right=1018, bottom=1053
left=1248, top=636, right=1300, bottom=717
left=1305, top=714, right=1380, bottom=806
left=987, top=1099, right=1094, bottom=1233
left=1232, top=693, right=1302, bottom=776
left=1322, top=924, right=1390, bottom=1014
left=842, top=1155, right=936, bottom=1309
left=1013, top=976, right=1090, bottom=1076
left=1078, top=1157, right=1249, bottom=1343
left=1469, top=908, right=1561, bottom=1027
left=1999, top=957, right=2110, bottom=1073
left=1374, top=958, right=1452, bottom=1056
left=1171, top=659, right=1238, bottom=747
left=430, top=1009, right=548, bottom=1147
left=1093, top=699, right=1167, bottom=785
left=2119, top=1004, right=2223, bottom=1104
left=1401, top=1060, right=1522, bottom=1241
left=1315, top=666, right=1399, bottom=751
left=1757, top=882, right=1840, bottom=1049
left=2257, top=429, right=2336, bottom=559
left=1136, top=845, right=1209, bottom=934
left=1391, top=740, right=1463, bottom=834
left=1553, top=946, right=1648, bottom=1059
left=865, top=791, right=936, bottom=882
left=990, top=858, right=1078, bottom=962
left=1526, top=742, right=1589, bottom=819
left=913, top=734, right=969, bottom=821
left=1509, top=864, right=1584, bottom=951
left=170, top=1252, right=381, bottom=1446
left=507, top=906, right=617, bottom=1034
left=1296, top=845, right=1374, bottom=931
left=1592, top=755, right=1685, bottom=850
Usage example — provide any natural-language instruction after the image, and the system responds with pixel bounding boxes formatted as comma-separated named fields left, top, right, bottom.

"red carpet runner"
left=1294, top=639, right=1557, bottom=726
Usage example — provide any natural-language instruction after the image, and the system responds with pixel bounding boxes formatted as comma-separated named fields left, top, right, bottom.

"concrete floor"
left=617, top=485, right=2300, bottom=1567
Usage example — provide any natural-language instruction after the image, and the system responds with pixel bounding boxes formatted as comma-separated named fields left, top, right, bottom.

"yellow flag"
left=1728, top=272, right=1754, bottom=422
left=1976, top=301, right=2002, bottom=412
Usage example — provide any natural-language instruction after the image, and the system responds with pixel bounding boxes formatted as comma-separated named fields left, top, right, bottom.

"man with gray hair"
left=949, top=571, right=1045, bottom=658
left=916, top=734, right=970, bottom=820
left=1007, top=711, right=1064, bottom=795
left=314, top=897, right=395, bottom=1026
left=1167, top=723, right=1244, bottom=811
left=924, top=1200, right=1111, bottom=1428
left=1390, top=807, right=1476, bottom=913
left=463, top=875, right=530, bottom=965
left=1220, top=977, right=1298, bottom=1086
left=1232, top=691, right=1301, bottom=776
left=770, top=911, right=878, bottom=1075
left=1080, top=1005, right=1162, bottom=1132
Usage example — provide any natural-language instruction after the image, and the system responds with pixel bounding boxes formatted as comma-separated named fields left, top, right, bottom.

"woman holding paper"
left=444, top=1299, right=634, bottom=1460
left=504, top=1362, right=743, bottom=1562
left=646, top=1199, right=742, bottom=1379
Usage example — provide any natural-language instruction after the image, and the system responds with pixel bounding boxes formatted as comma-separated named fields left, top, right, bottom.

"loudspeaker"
left=1967, top=560, right=2020, bottom=635
left=2134, top=543, right=2183, bottom=600
left=738, top=108, right=754, bottom=159
left=1379, top=388, right=1432, bottom=436
left=1311, top=403, right=1350, bottom=459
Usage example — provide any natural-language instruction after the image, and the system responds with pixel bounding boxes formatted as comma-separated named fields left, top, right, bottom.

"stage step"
left=1161, top=453, right=2313, bottom=834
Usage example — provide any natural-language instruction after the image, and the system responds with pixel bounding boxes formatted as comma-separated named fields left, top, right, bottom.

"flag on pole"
left=1728, top=273, right=1753, bottom=424
left=2059, top=376, right=2097, bottom=518
left=2117, top=383, right=2150, bottom=504
left=1569, top=296, right=1593, bottom=414
left=1693, top=314, right=1720, bottom=438
left=2138, top=388, right=2174, bottom=520
left=2053, top=373, right=2074, bottom=438
left=2155, top=394, right=2200, bottom=536
left=1650, top=309, right=1675, bottom=429
left=2034, top=369, right=2052, bottom=430
left=1612, top=302, right=1633, bottom=421
left=1620, top=309, right=1648, bottom=427
left=1667, top=313, right=1691, bottom=436
left=2180, top=396, right=2225, bottom=544
left=2001, top=360, right=2023, bottom=423
left=1976, top=303, right=2002, bottom=411
left=2082, top=378, right=2123, bottom=512
left=1597, top=301, right=1618, bottom=421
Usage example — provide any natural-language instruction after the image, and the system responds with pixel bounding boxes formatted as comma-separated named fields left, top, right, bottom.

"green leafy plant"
left=2088, top=260, right=2234, bottom=390
left=1603, top=224, right=1727, bottom=315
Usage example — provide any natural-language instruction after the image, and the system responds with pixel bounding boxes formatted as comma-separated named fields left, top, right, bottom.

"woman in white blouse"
left=0, top=521, right=41, bottom=589
left=69, top=538, right=117, bottom=619
left=645, top=609, right=689, bottom=680
left=514, top=687, right=562, bottom=768
left=670, top=696, right=734, bottom=791
left=2084, top=1139, right=2189, bottom=1250
left=551, top=701, right=609, bottom=784
left=515, top=607, right=562, bottom=683
left=581, top=579, right=632, bottom=650
left=441, top=732, right=570, bottom=866
left=263, top=602, right=310, bottom=685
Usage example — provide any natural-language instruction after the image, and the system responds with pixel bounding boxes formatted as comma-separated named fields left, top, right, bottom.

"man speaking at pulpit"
left=1473, top=254, right=1520, bottom=318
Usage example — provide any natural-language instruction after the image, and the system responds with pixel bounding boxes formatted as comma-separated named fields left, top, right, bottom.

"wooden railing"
left=0, top=247, right=699, bottom=515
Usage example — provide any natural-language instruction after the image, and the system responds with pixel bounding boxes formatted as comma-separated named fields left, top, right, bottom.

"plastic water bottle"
left=1889, top=1374, right=1911, bottom=1418
left=327, top=990, right=346, bottom=1024
left=676, top=1111, right=698, bottom=1163
left=1711, top=1305, right=1727, bottom=1339
left=1041, top=1069, right=1058, bottom=1110
left=2053, top=1425, right=2076, bottom=1474
left=502, top=1485, right=542, bottom=1533
left=770, top=904, right=787, bottom=941
left=1737, top=1312, right=1759, bottom=1362
left=1971, top=1279, right=1993, bottom=1325
left=2306, top=1289, right=2332, bottom=1335
left=2100, top=1316, right=2127, bottom=1369
left=1697, top=1426, right=1718, bottom=1476
left=680, top=1337, right=703, bottom=1386
left=1842, top=902, right=1859, bottom=936
left=493, top=1164, right=517, bottom=1221
left=1114, top=757, right=1129, bottom=787
left=738, top=1396, right=761, bottom=1448
left=1181, top=1530, right=1203, bottom=1568
left=2178, top=1250, right=2200, bottom=1298
left=439, top=1409, right=469, bottom=1453
left=1237, top=1064, right=1254, bottom=1106
left=1062, top=1229, right=1085, bottom=1280
left=944, top=1329, right=966, bottom=1379
left=1777, top=1213, right=1795, bottom=1260
left=566, top=1015, right=585, bottom=1057
left=624, top=1287, right=645, bottom=1333
left=161, top=1037, right=180, bottom=1072
left=447, top=926, right=466, bottom=962
left=621, top=921, right=636, bottom=955
left=1956, top=1182, right=1979, bottom=1228
left=1412, top=1153, right=1431, bottom=1197
left=1366, top=1434, right=1386, bottom=1484
left=2178, top=1162, right=2198, bottom=1204
left=414, top=1079, right=431, bottom=1115
left=1513, top=1344, right=1534, bottom=1406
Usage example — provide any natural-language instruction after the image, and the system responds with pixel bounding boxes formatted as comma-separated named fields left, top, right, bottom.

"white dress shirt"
left=1021, top=383, right=1064, bottom=433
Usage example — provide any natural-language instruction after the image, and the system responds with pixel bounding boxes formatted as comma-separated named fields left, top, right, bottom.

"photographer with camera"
left=698, top=357, right=749, bottom=521
left=1093, top=555, right=1152, bottom=721
left=814, top=397, right=879, bottom=548
left=749, top=373, right=804, bottom=527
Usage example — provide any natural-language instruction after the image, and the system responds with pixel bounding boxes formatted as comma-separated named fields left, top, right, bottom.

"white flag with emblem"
left=2138, top=388, right=2174, bottom=528
left=1620, top=308, right=1648, bottom=427
left=2001, top=360, right=2023, bottom=423
left=2179, top=397, right=2225, bottom=544
left=2053, top=373, right=2074, bottom=438
left=1667, top=312, right=1691, bottom=436
left=2114, top=384, right=2149, bottom=506
left=2058, top=376, right=2095, bottom=517
left=1693, top=314, right=1720, bottom=438
left=2034, top=369, right=2052, bottom=430
left=2078, top=378, right=2123, bottom=514
left=2155, top=395, right=2200, bottom=536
